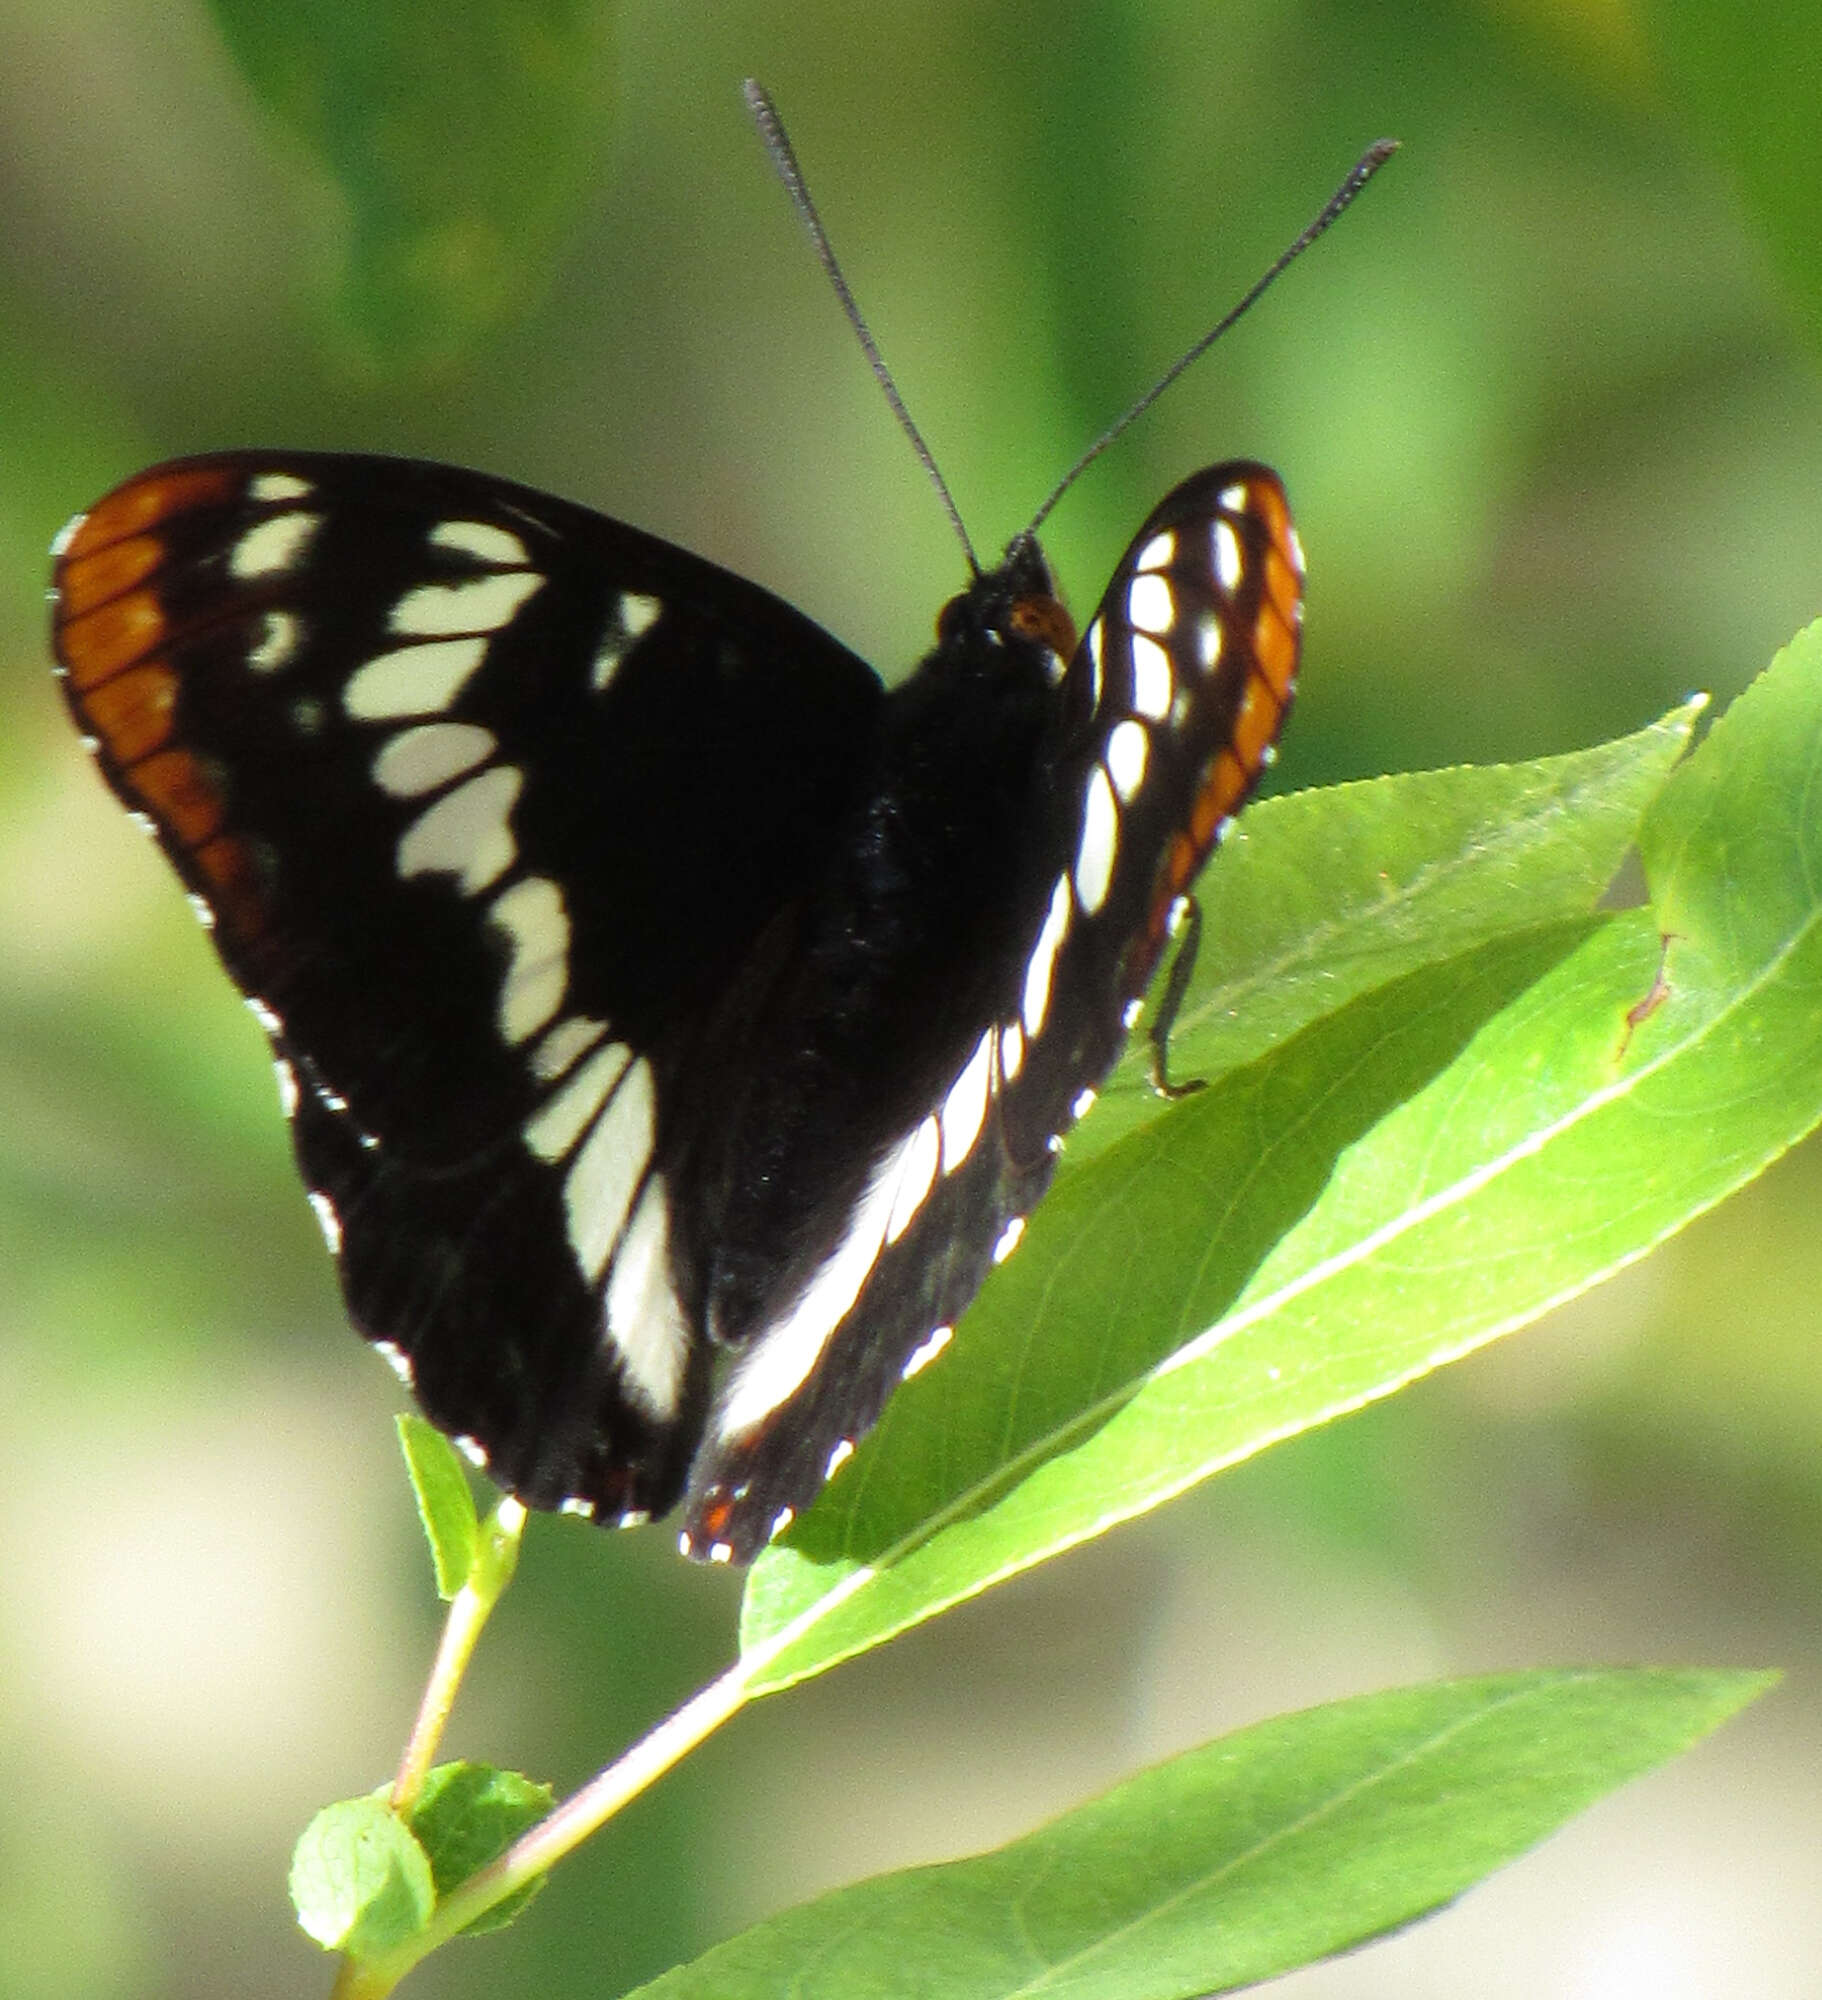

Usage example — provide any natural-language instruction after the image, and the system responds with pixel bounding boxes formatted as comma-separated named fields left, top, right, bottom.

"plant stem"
left=391, top=1498, right=524, bottom=1815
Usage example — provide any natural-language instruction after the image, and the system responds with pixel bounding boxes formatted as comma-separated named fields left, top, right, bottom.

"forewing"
left=999, top=459, right=1304, bottom=1162
left=52, top=451, right=884, bottom=1522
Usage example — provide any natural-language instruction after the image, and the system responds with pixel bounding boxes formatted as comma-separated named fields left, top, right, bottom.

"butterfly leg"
left=1147, top=895, right=1206, bottom=1100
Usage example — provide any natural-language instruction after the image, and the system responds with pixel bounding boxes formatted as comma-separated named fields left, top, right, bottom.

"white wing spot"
left=1288, top=524, right=1307, bottom=574
left=1105, top=718, right=1148, bottom=803
left=273, top=1058, right=299, bottom=1119
left=1213, top=519, right=1243, bottom=593
left=1074, top=766, right=1118, bottom=915
left=1071, top=1087, right=1097, bottom=1123
left=1021, top=874, right=1073, bottom=1038
left=246, top=995, right=283, bottom=1034
left=531, top=1014, right=608, bottom=1084
left=901, top=1324, right=953, bottom=1380
left=389, top=570, right=541, bottom=638
left=592, top=592, right=663, bottom=690
left=454, top=1435, right=489, bottom=1468
left=489, top=875, right=569, bottom=1044
left=1137, top=529, right=1176, bottom=570
left=825, top=1438, right=855, bottom=1479
left=525, top=1040, right=631, bottom=1162
left=396, top=764, right=521, bottom=894
left=769, top=1506, right=796, bottom=1538
left=1218, top=481, right=1248, bottom=511
left=1197, top=614, right=1223, bottom=671
left=565, top=1056, right=654, bottom=1281
left=999, top=1019, right=1024, bottom=1083
left=249, top=473, right=312, bottom=503
left=992, top=1217, right=1025, bottom=1265
left=344, top=637, right=488, bottom=719
left=249, top=610, right=301, bottom=673
left=1122, top=997, right=1144, bottom=1029
left=621, top=592, right=661, bottom=637
left=714, top=1129, right=920, bottom=1441
left=307, top=1190, right=342, bottom=1255
left=559, top=1496, right=595, bottom=1519
left=430, top=519, right=531, bottom=567
left=230, top=511, right=320, bottom=580
left=1130, top=633, right=1172, bottom=719
left=603, top=1178, right=689, bottom=1420
left=1085, top=619, right=1104, bottom=710
left=373, top=1339, right=414, bottom=1386
left=1127, top=572, right=1174, bottom=635
left=373, top=721, right=497, bottom=799
left=591, top=634, right=627, bottom=691
left=939, top=1031, right=994, bottom=1174
left=186, top=892, right=215, bottom=931
left=885, top=1114, right=941, bottom=1245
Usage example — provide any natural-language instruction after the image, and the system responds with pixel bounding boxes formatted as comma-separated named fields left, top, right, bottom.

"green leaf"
left=206, top=0, right=618, bottom=372
left=1077, top=695, right=1703, bottom=1165
left=630, top=1670, right=1773, bottom=2000
left=397, top=1414, right=479, bottom=1600
left=290, top=1796, right=434, bottom=1957
left=740, top=638, right=1822, bottom=1691
left=407, top=1762, right=553, bottom=1936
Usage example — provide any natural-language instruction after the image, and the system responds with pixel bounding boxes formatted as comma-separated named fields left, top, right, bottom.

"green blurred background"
left=4, top=0, right=1821, bottom=1994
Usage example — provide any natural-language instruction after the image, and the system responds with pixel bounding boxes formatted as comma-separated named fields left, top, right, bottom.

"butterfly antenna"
left=1024, top=138, right=1400, bottom=540
left=745, top=79, right=982, bottom=576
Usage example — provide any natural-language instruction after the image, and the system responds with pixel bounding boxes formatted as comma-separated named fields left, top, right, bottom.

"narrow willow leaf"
left=741, top=634, right=1821, bottom=1690
left=1077, top=696, right=1702, bottom=1164
left=397, top=1414, right=479, bottom=1601
left=631, top=1670, right=1772, bottom=2000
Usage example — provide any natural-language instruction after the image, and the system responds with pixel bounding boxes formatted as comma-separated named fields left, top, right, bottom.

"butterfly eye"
left=1008, top=593, right=1077, bottom=663
left=935, top=592, right=969, bottom=646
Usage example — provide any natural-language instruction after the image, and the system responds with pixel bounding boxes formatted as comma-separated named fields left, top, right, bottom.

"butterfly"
left=49, top=443, right=1300, bottom=1562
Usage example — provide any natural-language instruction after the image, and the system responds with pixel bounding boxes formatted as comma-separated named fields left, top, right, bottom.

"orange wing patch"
left=51, top=462, right=274, bottom=947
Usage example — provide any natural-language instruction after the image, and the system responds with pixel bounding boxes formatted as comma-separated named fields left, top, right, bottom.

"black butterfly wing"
left=52, top=451, right=884, bottom=1524
left=678, top=461, right=1302, bottom=1560
left=998, top=460, right=1303, bottom=1160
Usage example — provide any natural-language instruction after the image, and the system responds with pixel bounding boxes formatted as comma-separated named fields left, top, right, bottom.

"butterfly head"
left=933, top=533, right=1077, bottom=688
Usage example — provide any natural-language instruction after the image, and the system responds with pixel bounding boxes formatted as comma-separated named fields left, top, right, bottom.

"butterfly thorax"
left=671, top=544, right=1075, bottom=1350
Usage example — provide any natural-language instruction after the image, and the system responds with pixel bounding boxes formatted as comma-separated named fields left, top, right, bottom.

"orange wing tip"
left=57, top=534, right=166, bottom=620
left=1251, top=598, right=1299, bottom=702
left=1230, top=673, right=1283, bottom=773
left=58, top=464, right=238, bottom=564
left=77, top=660, right=179, bottom=765
left=126, top=747, right=228, bottom=847
left=193, top=834, right=272, bottom=942
left=56, top=588, right=169, bottom=690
